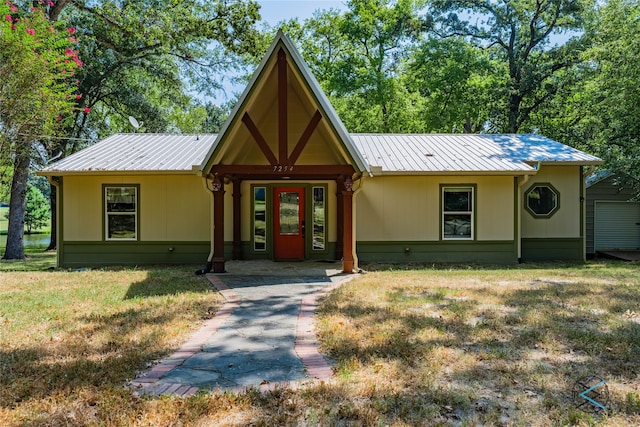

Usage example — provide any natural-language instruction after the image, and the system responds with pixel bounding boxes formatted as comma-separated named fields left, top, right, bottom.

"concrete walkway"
left=131, top=261, right=354, bottom=397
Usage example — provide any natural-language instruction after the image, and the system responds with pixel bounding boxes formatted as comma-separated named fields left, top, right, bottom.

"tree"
left=0, top=2, right=79, bottom=260
left=581, top=0, right=640, bottom=176
left=433, top=0, right=590, bottom=133
left=300, top=0, right=429, bottom=132
left=406, top=37, right=504, bottom=132
left=22, top=185, right=50, bottom=234
left=31, top=0, right=261, bottom=250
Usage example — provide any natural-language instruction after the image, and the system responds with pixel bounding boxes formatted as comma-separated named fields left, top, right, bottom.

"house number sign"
left=273, top=165, right=294, bottom=172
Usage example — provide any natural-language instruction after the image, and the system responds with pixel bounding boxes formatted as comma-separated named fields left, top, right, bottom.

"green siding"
left=61, top=241, right=210, bottom=268
left=356, top=241, right=518, bottom=264
left=521, top=238, right=583, bottom=261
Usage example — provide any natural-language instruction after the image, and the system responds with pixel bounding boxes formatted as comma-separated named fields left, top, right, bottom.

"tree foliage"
left=23, top=185, right=50, bottom=233
left=432, top=0, right=590, bottom=133
left=0, top=1, right=79, bottom=259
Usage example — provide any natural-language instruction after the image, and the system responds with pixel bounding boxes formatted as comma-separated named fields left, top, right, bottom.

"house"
left=39, top=31, right=603, bottom=272
left=586, top=170, right=639, bottom=256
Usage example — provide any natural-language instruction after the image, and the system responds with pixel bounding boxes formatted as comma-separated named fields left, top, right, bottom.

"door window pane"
left=279, top=192, right=299, bottom=235
left=253, top=187, right=266, bottom=251
left=312, top=187, right=325, bottom=250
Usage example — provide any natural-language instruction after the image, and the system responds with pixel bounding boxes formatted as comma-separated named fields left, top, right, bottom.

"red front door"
left=274, top=187, right=305, bottom=260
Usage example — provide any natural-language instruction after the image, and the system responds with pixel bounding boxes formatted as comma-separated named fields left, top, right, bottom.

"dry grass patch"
left=314, top=262, right=640, bottom=425
left=1, top=257, right=640, bottom=426
left=0, top=260, right=225, bottom=426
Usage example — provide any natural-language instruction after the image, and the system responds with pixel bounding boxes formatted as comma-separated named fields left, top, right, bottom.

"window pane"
left=279, top=192, right=299, bottom=235
left=444, top=189, right=471, bottom=212
left=444, top=214, right=472, bottom=239
left=106, top=187, right=136, bottom=212
left=105, top=186, right=137, bottom=240
left=254, top=187, right=266, bottom=251
left=527, top=186, right=558, bottom=215
left=107, top=214, right=136, bottom=239
left=312, top=187, right=325, bottom=250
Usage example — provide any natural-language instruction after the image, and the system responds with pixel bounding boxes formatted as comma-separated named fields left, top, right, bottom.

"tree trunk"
left=508, top=92, right=521, bottom=134
left=46, top=183, right=57, bottom=251
left=2, top=152, right=30, bottom=260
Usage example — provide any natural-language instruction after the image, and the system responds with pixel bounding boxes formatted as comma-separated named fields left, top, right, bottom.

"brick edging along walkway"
left=130, top=273, right=354, bottom=397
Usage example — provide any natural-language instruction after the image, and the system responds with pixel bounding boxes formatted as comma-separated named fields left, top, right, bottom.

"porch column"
left=335, top=176, right=344, bottom=260
left=212, top=176, right=226, bottom=273
left=232, top=178, right=242, bottom=260
left=341, top=177, right=354, bottom=273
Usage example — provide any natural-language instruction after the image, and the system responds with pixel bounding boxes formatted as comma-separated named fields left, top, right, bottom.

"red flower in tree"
left=83, top=107, right=90, bottom=113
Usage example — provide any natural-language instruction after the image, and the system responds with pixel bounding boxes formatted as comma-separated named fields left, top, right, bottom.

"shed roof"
left=351, top=133, right=603, bottom=175
left=40, top=133, right=216, bottom=175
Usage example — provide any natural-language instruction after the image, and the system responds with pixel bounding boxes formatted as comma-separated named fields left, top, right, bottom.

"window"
left=105, top=186, right=137, bottom=240
left=253, top=186, right=267, bottom=251
left=442, top=186, right=474, bottom=240
left=312, top=186, right=325, bottom=250
left=526, top=184, right=559, bottom=217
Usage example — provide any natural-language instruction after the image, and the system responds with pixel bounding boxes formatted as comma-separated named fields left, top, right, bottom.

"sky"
left=256, top=0, right=347, bottom=26
left=213, top=1, right=348, bottom=100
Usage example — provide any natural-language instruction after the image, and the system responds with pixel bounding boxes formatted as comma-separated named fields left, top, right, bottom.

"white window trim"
left=442, top=186, right=474, bottom=241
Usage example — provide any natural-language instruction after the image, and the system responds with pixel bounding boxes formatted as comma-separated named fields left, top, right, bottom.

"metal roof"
left=351, top=134, right=603, bottom=175
left=40, top=132, right=602, bottom=176
left=40, top=133, right=216, bottom=175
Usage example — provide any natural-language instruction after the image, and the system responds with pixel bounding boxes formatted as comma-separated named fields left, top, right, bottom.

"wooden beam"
left=288, top=110, right=322, bottom=165
left=212, top=183, right=226, bottom=273
left=232, top=179, right=242, bottom=260
left=241, top=112, right=278, bottom=166
left=211, top=164, right=355, bottom=178
left=341, top=188, right=354, bottom=273
left=278, top=48, right=288, bottom=164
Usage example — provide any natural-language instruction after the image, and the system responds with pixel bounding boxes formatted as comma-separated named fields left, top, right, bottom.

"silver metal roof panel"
left=351, top=134, right=602, bottom=175
left=40, top=133, right=216, bottom=174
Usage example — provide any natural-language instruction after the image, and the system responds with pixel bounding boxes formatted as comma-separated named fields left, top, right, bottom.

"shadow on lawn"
left=317, top=272, right=640, bottom=422
left=124, top=268, right=214, bottom=299
left=0, top=269, right=216, bottom=411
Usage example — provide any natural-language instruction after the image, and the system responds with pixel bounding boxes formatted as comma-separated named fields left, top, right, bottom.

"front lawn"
left=315, top=262, right=640, bottom=425
left=1, top=259, right=639, bottom=426
left=0, top=260, right=224, bottom=426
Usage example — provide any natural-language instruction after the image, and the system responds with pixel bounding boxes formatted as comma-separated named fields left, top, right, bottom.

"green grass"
left=0, top=206, right=7, bottom=232
left=1, top=259, right=639, bottom=426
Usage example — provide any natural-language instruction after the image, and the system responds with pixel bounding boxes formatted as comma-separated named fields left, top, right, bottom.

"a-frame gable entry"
left=200, top=31, right=367, bottom=274
left=199, top=30, right=369, bottom=178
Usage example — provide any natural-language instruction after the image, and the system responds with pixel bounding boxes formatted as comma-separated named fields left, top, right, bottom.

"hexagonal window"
left=526, top=184, right=559, bottom=217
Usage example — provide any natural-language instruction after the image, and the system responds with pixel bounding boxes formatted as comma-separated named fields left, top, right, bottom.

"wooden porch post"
left=212, top=176, right=226, bottom=273
left=232, top=178, right=242, bottom=260
left=341, top=177, right=354, bottom=273
left=335, top=176, right=344, bottom=260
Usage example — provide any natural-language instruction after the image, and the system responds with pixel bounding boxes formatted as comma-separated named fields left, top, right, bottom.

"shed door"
left=273, top=187, right=305, bottom=260
left=594, top=201, right=640, bottom=250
